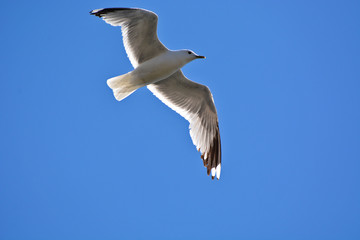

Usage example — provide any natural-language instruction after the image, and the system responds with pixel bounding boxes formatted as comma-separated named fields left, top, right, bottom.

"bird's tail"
left=107, top=73, right=141, bottom=101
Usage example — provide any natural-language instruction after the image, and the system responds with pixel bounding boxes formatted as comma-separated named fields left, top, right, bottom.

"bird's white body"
left=130, top=50, right=193, bottom=86
left=107, top=50, right=200, bottom=101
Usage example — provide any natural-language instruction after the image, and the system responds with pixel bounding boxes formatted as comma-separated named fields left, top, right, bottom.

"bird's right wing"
left=147, top=71, right=221, bottom=179
left=90, top=8, right=168, bottom=68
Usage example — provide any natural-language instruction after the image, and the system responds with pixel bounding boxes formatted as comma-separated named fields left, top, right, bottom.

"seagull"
left=90, top=8, right=222, bottom=180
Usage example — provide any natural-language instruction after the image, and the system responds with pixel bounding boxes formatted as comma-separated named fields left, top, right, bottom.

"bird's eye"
left=188, top=51, right=191, bottom=54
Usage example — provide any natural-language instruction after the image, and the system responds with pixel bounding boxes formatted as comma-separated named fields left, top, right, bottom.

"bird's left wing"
left=147, top=71, right=221, bottom=179
left=90, top=8, right=168, bottom=67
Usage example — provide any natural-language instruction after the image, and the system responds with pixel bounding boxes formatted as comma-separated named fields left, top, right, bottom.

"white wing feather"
left=90, top=8, right=168, bottom=67
left=148, top=71, right=221, bottom=179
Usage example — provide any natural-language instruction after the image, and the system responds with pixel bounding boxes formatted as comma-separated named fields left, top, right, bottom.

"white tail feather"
left=106, top=73, right=140, bottom=101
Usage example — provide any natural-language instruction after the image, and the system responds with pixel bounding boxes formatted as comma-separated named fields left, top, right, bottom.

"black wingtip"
left=89, top=9, right=103, bottom=17
left=201, top=123, right=221, bottom=180
left=89, top=10, right=98, bottom=16
left=90, top=8, right=136, bottom=17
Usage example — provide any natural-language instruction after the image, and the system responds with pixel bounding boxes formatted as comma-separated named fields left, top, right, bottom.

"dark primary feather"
left=90, top=8, right=135, bottom=16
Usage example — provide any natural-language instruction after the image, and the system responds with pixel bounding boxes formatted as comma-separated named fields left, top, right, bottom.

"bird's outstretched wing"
left=148, top=71, right=221, bottom=179
left=90, top=8, right=168, bottom=68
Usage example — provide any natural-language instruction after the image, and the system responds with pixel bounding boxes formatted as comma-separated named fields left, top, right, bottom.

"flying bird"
left=90, top=8, right=221, bottom=179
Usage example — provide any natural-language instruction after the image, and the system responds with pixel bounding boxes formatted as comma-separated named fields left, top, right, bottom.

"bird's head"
left=179, top=50, right=206, bottom=62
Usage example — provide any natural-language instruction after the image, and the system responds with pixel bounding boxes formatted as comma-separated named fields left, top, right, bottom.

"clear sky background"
left=1, top=0, right=359, bottom=239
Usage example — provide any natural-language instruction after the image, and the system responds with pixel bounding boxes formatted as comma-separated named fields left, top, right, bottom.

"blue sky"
left=1, top=0, right=360, bottom=239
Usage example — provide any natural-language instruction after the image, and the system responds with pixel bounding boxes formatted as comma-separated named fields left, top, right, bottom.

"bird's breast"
left=131, top=52, right=185, bottom=85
